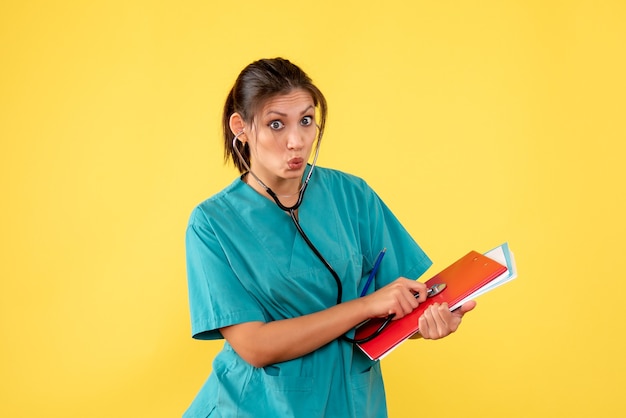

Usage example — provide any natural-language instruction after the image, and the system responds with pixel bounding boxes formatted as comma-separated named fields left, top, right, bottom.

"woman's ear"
left=229, top=113, right=246, bottom=140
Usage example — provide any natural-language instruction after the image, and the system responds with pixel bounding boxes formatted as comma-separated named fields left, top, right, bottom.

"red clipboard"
left=355, top=250, right=508, bottom=360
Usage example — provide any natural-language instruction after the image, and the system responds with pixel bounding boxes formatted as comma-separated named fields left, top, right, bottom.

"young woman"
left=184, top=57, right=476, bottom=417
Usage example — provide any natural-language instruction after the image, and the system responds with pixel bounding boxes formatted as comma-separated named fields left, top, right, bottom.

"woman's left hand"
left=418, top=300, right=477, bottom=340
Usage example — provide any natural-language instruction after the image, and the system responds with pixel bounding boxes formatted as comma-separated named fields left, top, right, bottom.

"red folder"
left=355, top=250, right=508, bottom=360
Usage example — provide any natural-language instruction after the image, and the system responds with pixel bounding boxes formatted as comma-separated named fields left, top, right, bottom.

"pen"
left=360, top=248, right=386, bottom=297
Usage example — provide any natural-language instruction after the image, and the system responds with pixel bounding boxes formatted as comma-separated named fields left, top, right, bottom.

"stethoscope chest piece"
left=426, top=283, right=447, bottom=298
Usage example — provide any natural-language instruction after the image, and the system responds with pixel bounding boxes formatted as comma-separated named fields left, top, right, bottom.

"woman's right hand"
left=361, top=278, right=428, bottom=320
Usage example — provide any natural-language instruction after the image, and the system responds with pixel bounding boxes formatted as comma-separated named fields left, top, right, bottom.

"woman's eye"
left=269, top=120, right=284, bottom=130
left=301, top=116, right=313, bottom=126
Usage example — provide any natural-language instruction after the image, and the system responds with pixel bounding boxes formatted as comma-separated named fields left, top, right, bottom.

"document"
left=355, top=243, right=517, bottom=360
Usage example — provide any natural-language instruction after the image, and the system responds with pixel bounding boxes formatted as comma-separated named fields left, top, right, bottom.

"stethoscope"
left=232, top=130, right=443, bottom=344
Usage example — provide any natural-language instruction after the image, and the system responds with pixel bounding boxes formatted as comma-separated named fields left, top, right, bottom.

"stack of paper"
left=355, top=243, right=517, bottom=360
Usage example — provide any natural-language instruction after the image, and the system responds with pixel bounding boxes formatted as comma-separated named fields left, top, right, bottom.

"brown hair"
left=222, top=58, right=328, bottom=173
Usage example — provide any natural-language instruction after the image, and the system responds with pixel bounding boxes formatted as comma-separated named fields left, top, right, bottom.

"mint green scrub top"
left=184, top=166, right=432, bottom=418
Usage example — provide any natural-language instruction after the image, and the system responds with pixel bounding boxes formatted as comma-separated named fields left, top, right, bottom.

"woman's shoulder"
left=188, top=177, right=244, bottom=224
left=314, top=166, right=370, bottom=190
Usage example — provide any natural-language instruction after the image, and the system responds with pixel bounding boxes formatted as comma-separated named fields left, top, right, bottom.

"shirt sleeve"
left=185, top=206, right=267, bottom=340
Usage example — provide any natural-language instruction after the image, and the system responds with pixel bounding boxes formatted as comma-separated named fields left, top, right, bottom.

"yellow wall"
left=1, top=1, right=624, bottom=417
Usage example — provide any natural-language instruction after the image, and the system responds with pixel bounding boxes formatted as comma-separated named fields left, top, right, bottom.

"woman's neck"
left=243, top=173, right=302, bottom=208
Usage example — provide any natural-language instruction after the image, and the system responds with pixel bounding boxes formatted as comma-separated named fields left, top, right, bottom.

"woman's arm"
left=220, top=277, right=428, bottom=368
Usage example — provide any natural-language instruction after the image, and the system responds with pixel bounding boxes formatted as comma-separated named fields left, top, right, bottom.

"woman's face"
left=245, top=89, right=317, bottom=188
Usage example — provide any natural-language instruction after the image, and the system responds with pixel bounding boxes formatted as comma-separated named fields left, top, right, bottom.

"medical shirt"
left=184, top=166, right=432, bottom=418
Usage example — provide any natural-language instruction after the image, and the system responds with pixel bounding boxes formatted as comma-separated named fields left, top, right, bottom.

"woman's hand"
left=418, top=300, right=477, bottom=340
left=362, top=278, right=428, bottom=320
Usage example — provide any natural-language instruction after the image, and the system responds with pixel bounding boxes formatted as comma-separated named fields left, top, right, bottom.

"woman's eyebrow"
left=266, top=105, right=315, bottom=117
left=299, top=105, right=315, bottom=115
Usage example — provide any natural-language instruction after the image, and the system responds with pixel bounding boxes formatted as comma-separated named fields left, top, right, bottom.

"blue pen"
left=360, top=248, right=386, bottom=297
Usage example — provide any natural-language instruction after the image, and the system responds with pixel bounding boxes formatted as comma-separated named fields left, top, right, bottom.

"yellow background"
left=1, top=1, right=625, bottom=417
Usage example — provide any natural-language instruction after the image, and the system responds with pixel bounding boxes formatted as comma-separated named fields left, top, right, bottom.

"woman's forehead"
left=259, top=90, right=315, bottom=116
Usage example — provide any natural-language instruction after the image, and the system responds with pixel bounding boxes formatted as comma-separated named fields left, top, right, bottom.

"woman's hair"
left=222, top=58, right=328, bottom=173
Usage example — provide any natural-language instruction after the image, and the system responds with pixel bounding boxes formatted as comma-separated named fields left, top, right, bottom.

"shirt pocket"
left=351, top=365, right=387, bottom=418
left=184, top=352, right=236, bottom=418
left=244, top=368, right=321, bottom=416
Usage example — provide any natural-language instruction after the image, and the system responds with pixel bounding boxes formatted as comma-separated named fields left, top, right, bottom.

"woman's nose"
left=286, top=128, right=304, bottom=150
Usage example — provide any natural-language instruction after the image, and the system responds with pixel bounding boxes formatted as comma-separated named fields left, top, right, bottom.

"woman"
left=184, top=57, right=475, bottom=417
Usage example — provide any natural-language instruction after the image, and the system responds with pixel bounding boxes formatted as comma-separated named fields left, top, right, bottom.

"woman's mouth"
left=288, top=158, right=304, bottom=170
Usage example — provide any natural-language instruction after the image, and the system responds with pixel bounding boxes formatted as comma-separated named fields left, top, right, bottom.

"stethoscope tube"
left=232, top=130, right=318, bottom=212
left=232, top=130, right=389, bottom=344
left=288, top=208, right=394, bottom=344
